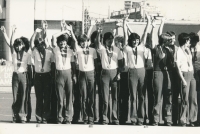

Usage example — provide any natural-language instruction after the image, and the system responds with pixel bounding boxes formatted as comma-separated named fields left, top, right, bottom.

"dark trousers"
left=196, top=70, right=200, bottom=122
left=12, top=72, right=28, bottom=121
left=152, top=71, right=173, bottom=123
left=171, top=68, right=181, bottom=125
left=56, top=69, right=73, bottom=122
left=129, top=68, right=145, bottom=123
left=145, top=69, right=154, bottom=124
left=79, top=70, right=95, bottom=122
left=26, top=85, right=32, bottom=121
left=94, top=70, right=103, bottom=122
left=180, top=71, right=197, bottom=124
left=72, top=69, right=81, bottom=122
left=119, top=71, right=129, bottom=123
left=101, top=69, right=118, bottom=123
left=34, top=72, right=51, bottom=122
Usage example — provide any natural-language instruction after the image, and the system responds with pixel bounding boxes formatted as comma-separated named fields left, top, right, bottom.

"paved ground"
left=0, top=87, right=199, bottom=134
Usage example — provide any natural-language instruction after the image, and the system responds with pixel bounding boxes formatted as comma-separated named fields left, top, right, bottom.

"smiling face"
left=58, top=40, right=67, bottom=50
left=15, top=43, right=23, bottom=52
left=130, top=39, right=139, bottom=48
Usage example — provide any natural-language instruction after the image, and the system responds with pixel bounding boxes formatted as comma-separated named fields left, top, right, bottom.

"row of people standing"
left=1, top=12, right=199, bottom=126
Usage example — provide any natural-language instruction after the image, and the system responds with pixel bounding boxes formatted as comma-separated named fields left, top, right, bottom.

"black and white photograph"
left=0, top=0, right=200, bottom=134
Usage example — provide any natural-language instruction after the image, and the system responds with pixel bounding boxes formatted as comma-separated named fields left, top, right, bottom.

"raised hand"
left=61, top=19, right=67, bottom=29
left=12, top=25, right=17, bottom=33
left=151, top=18, right=156, bottom=28
left=0, top=26, right=6, bottom=33
left=41, top=20, right=48, bottom=30
left=146, top=12, right=151, bottom=21
left=35, top=28, right=42, bottom=33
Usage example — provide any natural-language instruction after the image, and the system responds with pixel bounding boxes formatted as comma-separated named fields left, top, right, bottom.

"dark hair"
left=90, top=31, right=102, bottom=44
left=34, top=38, right=46, bottom=49
left=158, top=33, right=171, bottom=45
left=166, top=31, right=176, bottom=37
left=78, top=34, right=89, bottom=45
left=128, top=33, right=140, bottom=46
left=13, top=38, right=25, bottom=52
left=57, top=34, right=69, bottom=44
left=189, top=32, right=199, bottom=43
left=103, top=32, right=114, bottom=45
left=178, top=33, right=190, bottom=47
left=115, top=35, right=124, bottom=44
left=20, top=37, right=30, bottom=52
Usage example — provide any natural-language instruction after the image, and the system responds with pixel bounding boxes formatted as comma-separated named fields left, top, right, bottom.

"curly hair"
left=20, top=36, right=30, bottom=52
left=57, top=34, right=69, bottom=45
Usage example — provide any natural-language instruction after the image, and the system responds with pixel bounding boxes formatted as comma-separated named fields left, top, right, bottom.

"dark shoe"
left=89, top=121, right=94, bottom=125
left=21, top=120, right=26, bottom=124
left=152, top=122, right=158, bottom=126
left=42, top=121, right=47, bottom=124
left=57, top=121, right=62, bottom=124
left=190, top=122, right=195, bottom=127
left=37, top=121, right=42, bottom=123
left=137, top=122, right=143, bottom=126
left=180, top=123, right=186, bottom=127
left=84, top=121, right=88, bottom=124
left=131, top=122, right=136, bottom=125
left=113, top=122, right=119, bottom=125
left=165, top=122, right=172, bottom=126
left=102, top=122, right=108, bottom=125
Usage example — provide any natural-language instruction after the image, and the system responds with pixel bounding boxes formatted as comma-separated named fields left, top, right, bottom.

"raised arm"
left=158, top=17, right=165, bottom=37
left=10, top=25, right=17, bottom=54
left=123, top=14, right=129, bottom=46
left=0, top=26, right=10, bottom=47
left=67, top=24, right=79, bottom=50
left=140, top=13, right=151, bottom=46
left=30, top=28, right=42, bottom=50
left=150, top=19, right=157, bottom=49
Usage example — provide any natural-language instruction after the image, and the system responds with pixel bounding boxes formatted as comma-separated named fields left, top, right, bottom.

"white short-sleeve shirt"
left=76, top=46, right=97, bottom=71
left=124, top=45, right=148, bottom=68
left=53, top=46, right=74, bottom=70
left=97, top=45, right=123, bottom=70
left=12, top=51, right=32, bottom=73
left=176, top=47, right=193, bottom=72
left=32, top=48, right=55, bottom=73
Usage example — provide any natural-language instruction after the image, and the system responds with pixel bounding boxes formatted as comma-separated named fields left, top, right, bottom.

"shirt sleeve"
left=50, top=51, right=55, bottom=63
left=70, top=50, right=75, bottom=62
left=27, top=53, right=32, bottom=65
left=117, top=48, right=123, bottom=60
left=93, top=49, right=97, bottom=59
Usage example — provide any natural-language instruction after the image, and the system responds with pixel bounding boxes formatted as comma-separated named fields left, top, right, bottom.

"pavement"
left=0, top=87, right=199, bottom=134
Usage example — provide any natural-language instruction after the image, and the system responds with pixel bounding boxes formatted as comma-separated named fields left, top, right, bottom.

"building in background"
left=0, top=0, right=83, bottom=61
left=111, top=0, right=160, bottom=21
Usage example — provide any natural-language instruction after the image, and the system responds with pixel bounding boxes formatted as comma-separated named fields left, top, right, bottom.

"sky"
left=35, top=0, right=200, bottom=21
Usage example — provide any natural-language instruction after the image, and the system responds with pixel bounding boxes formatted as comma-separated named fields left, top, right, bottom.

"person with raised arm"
left=123, top=13, right=150, bottom=126
left=164, top=30, right=180, bottom=126
left=30, top=25, right=55, bottom=123
left=1, top=25, right=32, bottom=123
left=89, top=28, right=103, bottom=123
left=112, top=14, right=129, bottom=125
left=52, top=27, right=76, bottom=124
left=176, top=33, right=197, bottom=127
left=68, top=24, right=98, bottom=125
left=150, top=17, right=175, bottom=126
left=94, top=22, right=124, bottom=125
